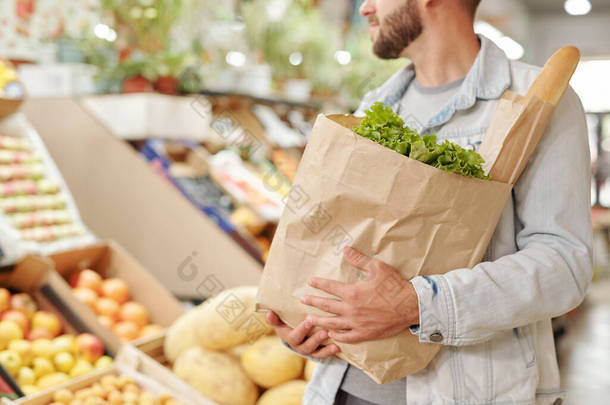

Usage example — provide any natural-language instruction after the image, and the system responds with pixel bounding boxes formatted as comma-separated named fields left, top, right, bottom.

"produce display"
left=0, top=133, right=86, bottom=243
left=0, top=288, right=111, bottom=395
left=163, top=286, right=310, bottom=405
left=20, top=224, right=84, bottom=243
left=68, top=269, right=163, bottom=342
left=0, top=195, right=67, bottom=214
left=354, top=102, right=489, bottom=179
left=37, top=373, right=187, bottom=405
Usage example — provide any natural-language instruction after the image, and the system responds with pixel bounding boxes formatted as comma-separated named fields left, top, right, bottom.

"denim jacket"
left=302, top=35, right=593, bottom=405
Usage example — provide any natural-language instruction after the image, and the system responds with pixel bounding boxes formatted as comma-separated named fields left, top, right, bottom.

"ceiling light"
left=564, top=0, right=592, bottom=16
left=335, top=50, right=352, bottom=65
left=93, top=24, right=117, bottom=42
left=226, top=51, right=246, bottom=67
left=289, top=52, right=303, bottom=66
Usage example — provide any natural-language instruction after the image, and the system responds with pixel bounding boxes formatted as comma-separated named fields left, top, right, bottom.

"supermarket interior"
left=0, top=0, right=609, bottom=404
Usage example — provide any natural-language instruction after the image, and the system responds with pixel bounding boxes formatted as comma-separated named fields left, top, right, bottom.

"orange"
left=100, top=279, right=130, bottom=304
left=69, top=270, right=102, bottom=295
left=118, top=302, right=148, bottom=327
left=94, top=298, right=119, bottom=320
left=112, top=322, right=140, bottom=341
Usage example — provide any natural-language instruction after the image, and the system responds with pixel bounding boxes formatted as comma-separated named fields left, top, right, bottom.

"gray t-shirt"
left=339, top=74, right=464, bottom=405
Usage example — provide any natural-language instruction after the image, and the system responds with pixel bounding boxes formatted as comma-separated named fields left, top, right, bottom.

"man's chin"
left=372, top=44, right=402, bottom=60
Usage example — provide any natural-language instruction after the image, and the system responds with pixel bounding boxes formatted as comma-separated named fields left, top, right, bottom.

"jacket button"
left=553, top=399, right=562, bottom=405
left=430, top=332, right=443, bottom=342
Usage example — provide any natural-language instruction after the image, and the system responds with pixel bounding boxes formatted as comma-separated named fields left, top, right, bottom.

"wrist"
left=393, top=279, right=420, bottom=329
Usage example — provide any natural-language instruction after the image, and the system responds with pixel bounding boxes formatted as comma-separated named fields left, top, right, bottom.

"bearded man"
left=266, top=1, right=592, bottom=404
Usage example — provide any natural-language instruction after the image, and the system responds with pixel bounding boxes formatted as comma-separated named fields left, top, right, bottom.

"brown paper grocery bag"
left=257, top=53, right=569, bottom=382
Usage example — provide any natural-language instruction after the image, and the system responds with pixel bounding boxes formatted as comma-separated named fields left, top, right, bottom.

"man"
left=266, top=0, right=593, bottom=404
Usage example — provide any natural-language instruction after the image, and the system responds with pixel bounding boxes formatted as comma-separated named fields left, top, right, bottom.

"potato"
left=163, top=309, right=201, bottom=362
left=226, top=342, right=252, bottom=359
left=304, top=359, right=317, bottom=381
left=241, top=336, right=305, bottom=388
left=173, top=347, right=258, bottom=405
left=256, top=380, right=308, bottom=405
left=164, top=286, right=272, bottom=359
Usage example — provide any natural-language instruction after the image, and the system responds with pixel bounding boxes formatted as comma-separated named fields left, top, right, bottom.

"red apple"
left=74, top=333, right=104, bottom=363
left=10, top=293, right=37, bottom=319
left=0, top=310, right=29, bottom=336
left=31, top=311, right=62, bottom=337
left=26, top=327, right=54, bottom=341
left=69, top=270, right=102, bottom=295
left=0, top=288, right=10, bottom=313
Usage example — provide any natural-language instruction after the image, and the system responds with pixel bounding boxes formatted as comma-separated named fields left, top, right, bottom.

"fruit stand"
left=0, top=68, right=315, bottom=404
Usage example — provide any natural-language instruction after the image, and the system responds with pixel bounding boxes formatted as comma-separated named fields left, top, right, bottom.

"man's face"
left=359, top=0, right=424, bottom=59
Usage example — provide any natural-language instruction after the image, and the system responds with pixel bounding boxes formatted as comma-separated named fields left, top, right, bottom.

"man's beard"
left=373, top=0, right=423, bottom=59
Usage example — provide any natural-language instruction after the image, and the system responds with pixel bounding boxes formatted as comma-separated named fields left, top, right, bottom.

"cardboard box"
left=20, top=98, right=263, bottom=299
left=48, top=241, right=186, bottom=353
left=0, top=256, right=119, bottom=396
left=1, top=345, right=214, bottom=405
left=0, top=255, right=116, bottom=345
left=132, top=331, right=167, bottom=368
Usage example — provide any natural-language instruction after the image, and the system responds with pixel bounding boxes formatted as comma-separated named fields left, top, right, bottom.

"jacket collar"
left=362, top=35, right=511, bottom=131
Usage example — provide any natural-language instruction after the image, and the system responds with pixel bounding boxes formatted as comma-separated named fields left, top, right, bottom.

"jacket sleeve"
left=409, top=87, right=594, bottom=346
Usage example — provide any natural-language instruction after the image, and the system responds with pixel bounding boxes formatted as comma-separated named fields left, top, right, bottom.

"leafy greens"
left=353, top=102, right=489, bottom=180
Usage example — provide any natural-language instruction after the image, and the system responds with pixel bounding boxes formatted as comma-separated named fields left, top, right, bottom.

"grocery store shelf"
left=20, top=97, right=263, bottom=299
left=198, top=89, right=321, bottom=111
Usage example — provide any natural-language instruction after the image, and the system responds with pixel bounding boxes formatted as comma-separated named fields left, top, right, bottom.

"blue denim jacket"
left=302, top=35, right=592, bottom=405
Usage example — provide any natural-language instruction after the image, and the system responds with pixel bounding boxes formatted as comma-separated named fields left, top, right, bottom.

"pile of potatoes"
left=163, top=287, right=317, bottom=405
left=42, top=373, right=187, bottom=405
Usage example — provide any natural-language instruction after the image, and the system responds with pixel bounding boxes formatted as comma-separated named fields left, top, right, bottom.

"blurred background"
left=0, top=0, right=609, bottom=403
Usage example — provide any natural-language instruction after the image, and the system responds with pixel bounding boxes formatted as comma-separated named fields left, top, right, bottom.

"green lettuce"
left=353, top=102, right=489, bottom=180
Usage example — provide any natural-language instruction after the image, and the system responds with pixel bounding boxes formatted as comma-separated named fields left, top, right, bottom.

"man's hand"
left=300, top=246, right=419, bottom=344
left=265, top=311, right=340, bottom=359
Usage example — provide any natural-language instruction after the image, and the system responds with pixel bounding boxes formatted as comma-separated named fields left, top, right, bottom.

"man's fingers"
left=286, top=319, right=314, bottom=347
left=343, top=246, right=374, bottom=271
left=308, top=315, right=352, bottom=331
left=329, top=330, right=363, bottom=344
left=296, top=329, right=329, bottom=355
left=311, top=343, right=341, bottom=360
left=308, top=277, right=349, bottom=299
left=266, top=311, right=285, bottom=327
left=300, top=296, right=348, bottom=315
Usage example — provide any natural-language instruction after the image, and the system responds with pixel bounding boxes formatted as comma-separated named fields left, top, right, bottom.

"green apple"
left=17, top=366, right=35, bottom=386
left=31, top=338, right=55, bottom=359
left=0, top=320, right=23, bottom=349
left=52, top=334, right=75, bottom=355
left=0, top=350, right=22, bottom=375
left=8, top=339, right=32, bottom=366
left=53, top=351, right=75, bottom=374
left=32, top=357, right=54, bottom=379
left=69, top=358, right=93, bottom=378
left=94, top=355, right=113, bottom=369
